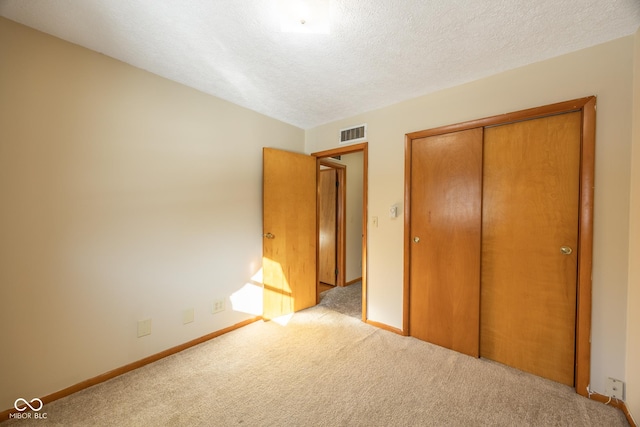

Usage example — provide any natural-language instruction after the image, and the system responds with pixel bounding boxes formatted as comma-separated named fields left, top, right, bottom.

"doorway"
left=312, top=143, right=368, bottom=321
left=319, top=160, right=346, bottom=289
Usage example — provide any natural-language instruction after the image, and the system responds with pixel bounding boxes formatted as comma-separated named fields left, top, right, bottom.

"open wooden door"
left=262, top=148, right=317, bottom=320
left=319, top=168, right=338, bottom=286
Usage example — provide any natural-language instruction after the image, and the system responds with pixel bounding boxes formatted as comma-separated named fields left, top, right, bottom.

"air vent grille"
left=339, top=124, right=367, bottom=144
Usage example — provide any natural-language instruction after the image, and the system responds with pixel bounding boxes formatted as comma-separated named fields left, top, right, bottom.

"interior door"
left=480, top=112, right=581, bottom=386
left=409, top=128, right=483, bottom=357
left=262, top=148, right=317, bottom=320
left=319, top=168, right=337, bottom=286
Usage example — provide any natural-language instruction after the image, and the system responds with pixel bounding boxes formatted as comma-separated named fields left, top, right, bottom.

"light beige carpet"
left=319, top=281, right=362, bottom=319
left=5, top=284, right=628, bottom=426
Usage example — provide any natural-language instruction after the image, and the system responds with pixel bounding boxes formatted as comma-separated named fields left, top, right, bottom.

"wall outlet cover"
left=182, top=308, right=195, bottom=324
left=605, top=377, right=625, bottom=400
left=213, top=299, right=225, bottom=314
left=137, top=318, right=152, bottom=337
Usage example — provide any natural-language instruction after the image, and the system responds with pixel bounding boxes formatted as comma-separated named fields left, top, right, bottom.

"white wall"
left=625, top=26, right=640, bottom=422
left=0, top=17, right=304, bottom=412
left=306, top=36, right=635, bottom=395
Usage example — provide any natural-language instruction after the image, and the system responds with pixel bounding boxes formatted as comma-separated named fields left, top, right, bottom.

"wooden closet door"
left=409, top=128, right=483, bottom=357
left=480, top=112, right=581, bottom=386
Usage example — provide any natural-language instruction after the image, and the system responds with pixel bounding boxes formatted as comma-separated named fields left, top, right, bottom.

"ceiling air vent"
left=339, top=124, right=367, bottom=144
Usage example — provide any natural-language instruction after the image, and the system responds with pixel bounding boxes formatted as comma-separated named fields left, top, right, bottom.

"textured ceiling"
left=1, top=1, right=639, bottom=129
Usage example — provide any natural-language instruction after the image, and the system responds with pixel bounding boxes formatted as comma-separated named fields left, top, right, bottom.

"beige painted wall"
left=626, top=27, right=640, bottom=423
left=0, top=17, right=304, bottom=411
left=330, top=152, right=364, bottom=283
left=306, top=36, right=635, bottom=395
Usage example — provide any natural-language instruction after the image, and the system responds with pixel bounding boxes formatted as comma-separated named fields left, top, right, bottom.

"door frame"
left=403, top=97, right=596, bottom=396
left=312, top=143, right=368, bottom=322
left=319, top=160, right=346, bottom=287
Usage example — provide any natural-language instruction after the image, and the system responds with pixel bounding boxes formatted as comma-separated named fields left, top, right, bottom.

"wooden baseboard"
left=624, top=404, right=638, bottom=427
left=587, top=391, right=637, bottom=427
left=345, top=277, right=363, bottom=286
left=0, top=316, right=261, bottom=423
left=365, top=319, right=404, bottom=335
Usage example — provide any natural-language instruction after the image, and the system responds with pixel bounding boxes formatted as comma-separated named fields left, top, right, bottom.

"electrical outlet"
left=605, top=377, right=624, bottom=400
left=182, top=308, right=194, bottom=324
left=212, top=298, right=225, bottom=314
left=137, top=318, right=152, bottom=337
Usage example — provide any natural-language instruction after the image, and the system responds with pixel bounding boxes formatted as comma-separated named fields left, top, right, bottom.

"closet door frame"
left=403, top=96, right=596, bottom=396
